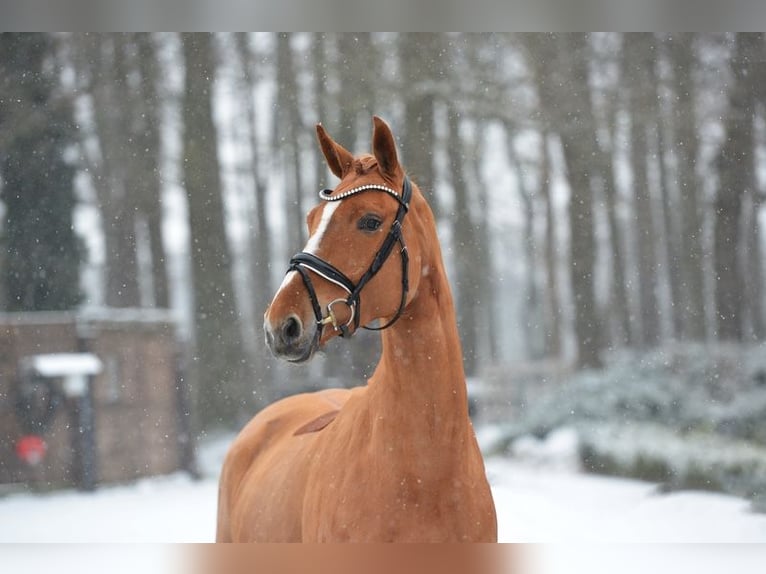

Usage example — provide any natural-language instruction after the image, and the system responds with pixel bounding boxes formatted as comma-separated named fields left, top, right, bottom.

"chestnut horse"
left=216, top=116, right=497, bottom=542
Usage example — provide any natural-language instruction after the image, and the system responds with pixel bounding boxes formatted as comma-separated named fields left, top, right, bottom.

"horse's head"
left=264, top=116, right=425, bottom=363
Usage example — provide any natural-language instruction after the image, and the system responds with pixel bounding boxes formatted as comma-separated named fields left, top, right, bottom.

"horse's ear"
left=372, top=116, right=401, bottom=179
left=316, top=123, right=354, bottom=179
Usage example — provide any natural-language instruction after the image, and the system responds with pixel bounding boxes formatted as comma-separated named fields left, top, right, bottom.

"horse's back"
left=216, top=388, right=352, bottom=542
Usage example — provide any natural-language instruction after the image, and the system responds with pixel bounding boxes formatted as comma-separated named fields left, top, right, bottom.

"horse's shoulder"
left=297, top=385, right=374, bottom=431
left=229, top=388, right=354, bottom=448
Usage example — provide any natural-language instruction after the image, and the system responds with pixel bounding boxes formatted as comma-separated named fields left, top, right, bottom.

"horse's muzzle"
left=264, top=313, right=318, bottom=364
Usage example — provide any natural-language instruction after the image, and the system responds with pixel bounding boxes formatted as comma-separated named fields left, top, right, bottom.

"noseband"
left=288, top=176, right=412, bottom=341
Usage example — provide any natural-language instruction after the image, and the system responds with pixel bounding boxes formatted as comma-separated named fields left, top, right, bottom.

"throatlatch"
left=288, top=176, right=412, bottom=340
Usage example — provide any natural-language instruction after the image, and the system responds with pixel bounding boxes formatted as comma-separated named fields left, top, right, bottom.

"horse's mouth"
left=284, top=340, right=318, bottom=364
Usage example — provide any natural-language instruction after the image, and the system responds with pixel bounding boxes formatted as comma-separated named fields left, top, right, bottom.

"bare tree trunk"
left=599, top=100, right=633, bottom=348
left=667, top=33, right=707, bottom=340
left=105, top=35, right=142, bottom=308
left=312, top=33, right=329, bottom=187
left=506, top=125, right=544, bottom=359
left=275, top=33, right=305, bottom=256
left=624, top=33, right=661, bottom=347
left=448, top=106, right=480, bottom=375
left=746, top=35, right=766, bottom=340
left=744, top=193, right=766, bottom=340
left=554, top=34, right=603, bottom=368
left=335, top=33, right=376, bottom=151
left=653, top=39, right=685, bottom=339
left=235, top=33, right=276, bottom=407
left=714, top=33, right=762, bottom=341
left=134, top=33, right=170, bottom=308
left=181, top=33, right=250, bottom=427
left=468, top=123, right=501, bottom=364
left=539, top=132, right=563, bottom=358
left=747, top=34, right=766, bottom=341
left=400, top=33, right=439, bottom=214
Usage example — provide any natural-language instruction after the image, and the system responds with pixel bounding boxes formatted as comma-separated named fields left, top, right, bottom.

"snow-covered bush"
left=485, top=343, right=766, bottom=508
left=580, top=422, right=766, bottom=509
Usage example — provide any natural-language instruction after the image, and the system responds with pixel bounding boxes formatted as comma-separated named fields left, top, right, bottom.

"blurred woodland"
left=1, top=33, right=765, bottom=429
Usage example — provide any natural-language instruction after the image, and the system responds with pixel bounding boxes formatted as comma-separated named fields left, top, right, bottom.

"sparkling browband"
left=319, top=184, right=406, bottom=208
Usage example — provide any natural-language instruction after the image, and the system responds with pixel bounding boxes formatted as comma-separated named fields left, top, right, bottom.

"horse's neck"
left=366, top=243, right=471, bottom=469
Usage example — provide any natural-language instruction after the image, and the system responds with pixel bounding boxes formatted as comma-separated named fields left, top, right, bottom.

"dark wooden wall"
left=0, top=312, right=184, bottom=490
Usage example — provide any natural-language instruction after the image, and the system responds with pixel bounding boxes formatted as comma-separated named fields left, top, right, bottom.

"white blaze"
left=271, top=201, right=341, bottom=301
left=304, top=201, right=340, bottom=255
left=272, top=269, right=297, bottom=300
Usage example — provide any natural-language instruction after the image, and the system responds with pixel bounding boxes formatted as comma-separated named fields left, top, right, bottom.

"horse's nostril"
left=282, top=316, right=302, bottom=343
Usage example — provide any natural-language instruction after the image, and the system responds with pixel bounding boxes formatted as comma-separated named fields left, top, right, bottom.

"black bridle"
left=288, top=176, right=412, bottom=343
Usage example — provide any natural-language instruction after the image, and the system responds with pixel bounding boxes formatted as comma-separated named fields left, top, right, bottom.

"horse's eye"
left=357, top=214, right=383, bottom=232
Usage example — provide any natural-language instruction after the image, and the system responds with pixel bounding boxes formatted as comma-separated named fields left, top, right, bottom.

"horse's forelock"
left=354, top=155, right=378, bottom=175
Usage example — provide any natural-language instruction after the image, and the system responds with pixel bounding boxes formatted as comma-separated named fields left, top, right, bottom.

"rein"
left=288, top=176, right=412, bottom=340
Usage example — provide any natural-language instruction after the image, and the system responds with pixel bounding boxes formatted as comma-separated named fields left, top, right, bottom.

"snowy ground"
left=1, top=455, right=765, bottom=544
left=489, top=458, right=766, bottom=542
left=2, top=458, right=765, bottom=544
left=1, top=434, right=766, bottom=572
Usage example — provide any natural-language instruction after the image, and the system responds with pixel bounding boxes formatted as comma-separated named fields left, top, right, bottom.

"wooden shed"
left=0, top=309, right=195, bottom=491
